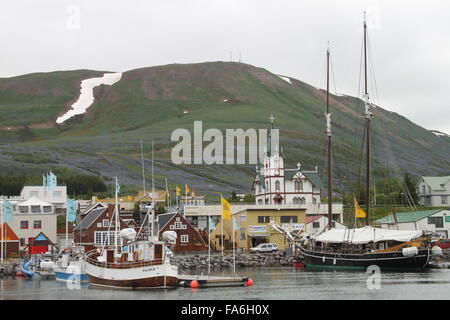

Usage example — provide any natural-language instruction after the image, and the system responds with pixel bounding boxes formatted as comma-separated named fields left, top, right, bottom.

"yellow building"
left=210, top=207, right=306, bottom=251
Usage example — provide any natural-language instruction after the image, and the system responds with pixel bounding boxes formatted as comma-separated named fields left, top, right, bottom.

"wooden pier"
left=178, top=275, right=251, bottom=288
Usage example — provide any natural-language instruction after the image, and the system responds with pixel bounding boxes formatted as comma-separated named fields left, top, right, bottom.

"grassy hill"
left=0, top=62, right=448, bottom=198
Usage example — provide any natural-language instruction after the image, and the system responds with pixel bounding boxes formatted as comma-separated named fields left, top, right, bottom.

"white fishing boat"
left=84, top=177, right=178, bottom=289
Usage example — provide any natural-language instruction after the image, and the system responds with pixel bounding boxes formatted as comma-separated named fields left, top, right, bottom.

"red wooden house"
left=74, top=204, right=138, bottom=252
left=158, top=212, right=207, bottom=252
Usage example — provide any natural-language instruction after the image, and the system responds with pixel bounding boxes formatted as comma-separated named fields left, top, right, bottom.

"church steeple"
left=267, top=113, right=276, bottom=157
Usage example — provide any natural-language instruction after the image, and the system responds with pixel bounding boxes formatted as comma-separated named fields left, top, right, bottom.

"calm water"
left=1, top=267, right=450, bottom=300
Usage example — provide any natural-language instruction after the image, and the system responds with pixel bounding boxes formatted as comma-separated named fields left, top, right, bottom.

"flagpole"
left=66, top=200, right=69, bottom=249
left=208, top=210, right=211, bottom=276
left=220, top=194, right=223, bottom=257
left=232, top=214, right=235, bottom=275
left=1, top=199, right=3, bottom=263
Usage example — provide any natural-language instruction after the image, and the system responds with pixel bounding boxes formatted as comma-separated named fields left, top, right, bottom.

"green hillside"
left=0, top=62, right=448, bottom=197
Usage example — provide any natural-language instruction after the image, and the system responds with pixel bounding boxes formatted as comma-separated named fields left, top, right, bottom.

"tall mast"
left=140, top=139, right=146, bottom=194
left=326, top=44, right=333, bottom=230
left=363, top=12, right=373, bottom=226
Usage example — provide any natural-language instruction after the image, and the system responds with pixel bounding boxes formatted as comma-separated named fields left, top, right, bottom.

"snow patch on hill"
left=56, top=72, right=122, bottom=124
left=277, top=75, right=292, bottom=84
left=431, top=130, right=450, bottom=138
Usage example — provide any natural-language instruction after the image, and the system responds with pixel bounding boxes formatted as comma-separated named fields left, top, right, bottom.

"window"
left=312, top=222, right=320, bottom=229
left=20, top=221, right=28, bottom=229
left=53, top=191, right=62, bottom=198
left=30, top=191, right=39, bottom=198
left=174, top=221, right=183, bottom=229
left=258, top=199, right=263, bottom=204
left=180, top=235, right=189, bottom=243
left=43, top=206, right=52, bottom=213
left=275, top=180, right=280, bottom=191
left=94, top=231, right=121, bottom=246
left=281, top=216, right=298, bottom=223
left=102, top=219, right=111, bottom=227
left=294, top=180, right=303, bottom=192
left=313, top=198, right=317, bottom=205
left=31, top=205, right=41, bottom=213
left=20, top=238, right=25, bottom=246
left=442, top=196, right=448, bottom=205
left=258, top=216, right=270, bottom=223
left=19, top=206, right=29, bottom=214
left=428, top=217, right=444, bottom=228
left=33, top=220, right=42, bottom=229
left=299, top=197, right=306, bottom=205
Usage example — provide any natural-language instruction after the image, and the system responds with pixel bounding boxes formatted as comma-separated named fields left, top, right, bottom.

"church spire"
left=268, top=113, right=276, bottom=157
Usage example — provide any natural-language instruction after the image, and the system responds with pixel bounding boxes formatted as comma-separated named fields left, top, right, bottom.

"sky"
left=1, top=0, right=449, bottom=134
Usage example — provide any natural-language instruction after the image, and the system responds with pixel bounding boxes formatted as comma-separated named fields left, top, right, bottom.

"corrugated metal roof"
left=376, top=209, right=443, bottom=224
left=423, top=176, right=450, bottom=191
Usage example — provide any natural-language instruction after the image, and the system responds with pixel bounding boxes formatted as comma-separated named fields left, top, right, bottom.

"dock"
left=178, top=275, right=251, bottom=288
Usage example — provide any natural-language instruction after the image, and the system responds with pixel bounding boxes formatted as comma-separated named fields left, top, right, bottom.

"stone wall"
left=170, top=252, right=295, bottom=271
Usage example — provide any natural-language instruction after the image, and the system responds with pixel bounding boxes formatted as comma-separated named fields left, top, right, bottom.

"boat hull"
left=54, top=270, right=89, bottom=283
left=299, top=247, right=431, bottom=271
left=85, top=261, right=179, bottom=289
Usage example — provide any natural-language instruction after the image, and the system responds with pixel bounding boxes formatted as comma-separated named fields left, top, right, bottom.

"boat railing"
left=85, top=250, right=164, bottom=269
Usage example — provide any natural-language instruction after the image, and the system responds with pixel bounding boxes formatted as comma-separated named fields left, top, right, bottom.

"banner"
left=67, top=199, right=77, bottom=222
left=354, top=197, right=366, bottom=218
left=221, top=197, right=231, bottom=220
left=2, top=198, right=13, bottom=223
left=209, top=217, right=216, bottom=231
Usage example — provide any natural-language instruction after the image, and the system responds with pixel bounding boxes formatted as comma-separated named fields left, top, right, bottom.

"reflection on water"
left=1, top=267, right=450, bottom=300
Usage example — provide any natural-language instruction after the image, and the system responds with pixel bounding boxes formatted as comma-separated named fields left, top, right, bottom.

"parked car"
left=436, top=239, right=450, bottom=249
left=250, top=243, right=278, bottom=253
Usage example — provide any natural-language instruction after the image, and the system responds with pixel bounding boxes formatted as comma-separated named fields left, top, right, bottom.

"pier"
left=178, top=275, right=251, bottom=288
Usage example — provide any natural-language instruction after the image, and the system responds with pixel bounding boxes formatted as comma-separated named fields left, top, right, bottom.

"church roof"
left=284, top=170, right=323, bottom=189
left=304, top=172, right=323, bottom=189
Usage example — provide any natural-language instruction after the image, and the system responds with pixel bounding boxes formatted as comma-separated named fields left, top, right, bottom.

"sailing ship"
left=84, top=177, right=178, bottom=289
left=298, top=14, right=432, bottom=270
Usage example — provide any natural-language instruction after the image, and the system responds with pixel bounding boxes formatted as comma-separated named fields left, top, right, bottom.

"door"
left=154, top=244, right=162, bottom=260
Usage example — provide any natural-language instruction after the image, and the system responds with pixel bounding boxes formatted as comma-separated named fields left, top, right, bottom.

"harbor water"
left=1, top=266, right=450, bottom=300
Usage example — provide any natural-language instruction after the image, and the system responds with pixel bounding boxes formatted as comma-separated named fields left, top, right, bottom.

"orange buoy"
left=245, top=278, right=254, bottom=287
left=190, top=280, right=199, bottom=288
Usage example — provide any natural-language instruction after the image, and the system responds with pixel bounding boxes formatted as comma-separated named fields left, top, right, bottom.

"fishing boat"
left=298, top=14, right=433, bottom=271
left=84, top=177, right=178, bottom=289
left=53, top=246, right=88, bottom=283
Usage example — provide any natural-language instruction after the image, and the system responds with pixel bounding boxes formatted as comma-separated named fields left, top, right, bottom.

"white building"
left=305, top=215, right=347, bottom=237
left=1, top=197, right=58, bottom=252
left=251, top=115, right=342, bottom=221
left=376, top=209, right=450, bottom=238
left=21, top=184, right=67, bottom=214
left=418, top=176, right=450, bottom=207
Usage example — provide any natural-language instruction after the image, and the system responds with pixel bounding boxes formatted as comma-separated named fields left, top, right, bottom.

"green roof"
left=376, top=209, right=443, bottom=224
left=422, top=176, right=450, bottom=191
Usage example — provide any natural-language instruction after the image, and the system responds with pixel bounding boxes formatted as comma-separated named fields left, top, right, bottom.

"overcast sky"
left=1, top=0, right=449, bottom=134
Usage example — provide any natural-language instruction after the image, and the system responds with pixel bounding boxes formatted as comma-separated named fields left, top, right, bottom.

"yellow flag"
left=221, top=197, right=231, bottom=220
left=354, top=197, right=366, bottom=218
left=176, top=186, right=181, bottom=196
left=185, top=184, right=190, bottom=194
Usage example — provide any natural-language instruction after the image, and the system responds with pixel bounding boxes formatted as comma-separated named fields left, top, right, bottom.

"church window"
left=275, top=180, right=280, bottom=191
left=300, top=197, right=306, bottom=204
left=313, top=198, right=317, bottom=205
left=294, top=180, right=303, bottom=192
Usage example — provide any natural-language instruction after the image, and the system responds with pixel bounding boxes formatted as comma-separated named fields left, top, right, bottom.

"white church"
left=252, top=115, right=343, bottom=222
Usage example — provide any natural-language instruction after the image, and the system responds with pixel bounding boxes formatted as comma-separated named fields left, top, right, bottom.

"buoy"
left=245, top=278, right=254, bottom=287
left=190, top=280, right=199, bottom=289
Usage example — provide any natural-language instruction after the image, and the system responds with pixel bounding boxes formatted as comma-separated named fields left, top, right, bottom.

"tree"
left=404, top=172, right=419, bottom=203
